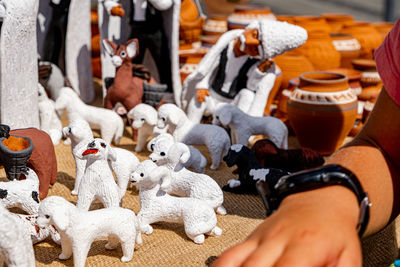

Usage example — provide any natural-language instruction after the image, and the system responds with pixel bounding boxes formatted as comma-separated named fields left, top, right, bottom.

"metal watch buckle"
left=357, top=193, right=371, bottom=236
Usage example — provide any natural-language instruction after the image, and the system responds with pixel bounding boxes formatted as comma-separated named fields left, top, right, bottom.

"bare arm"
left=213, top=88, right=400, bottom=267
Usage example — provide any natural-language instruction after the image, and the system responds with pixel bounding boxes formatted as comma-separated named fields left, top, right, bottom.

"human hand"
left=111, top=4, right=125, bottom=17
left=196, top=89, right=210, bottom=103
left=213, top=186, right=362, bottom=267
left=258, top=60, right=273, bottom=72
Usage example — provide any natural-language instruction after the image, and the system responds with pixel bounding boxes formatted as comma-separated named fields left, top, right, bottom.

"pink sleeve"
left=374, top=19, right=400, bottom=106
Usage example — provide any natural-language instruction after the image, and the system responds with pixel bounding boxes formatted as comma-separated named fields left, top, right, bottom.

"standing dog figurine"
left=76, top=139, right=121, bottom=210
left=213, top=103, right=288, bottom=148
left=157, top=104, right=230, bottom=170
left=223, top=144, right=289, bottom=194
left=55, top=87, right=124, bottom=145
left=37, top=196, right=141, bottom=267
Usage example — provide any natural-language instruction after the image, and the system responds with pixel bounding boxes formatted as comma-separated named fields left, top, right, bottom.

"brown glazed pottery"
left=202, top=16, right=228, bottom=37
left=322, top=13, right=354, bottom=32
left=227, top=5, right=276, bottom=30
left=275, top=77, right=299, bottom=122
left=340, top=21, right=383, bottom=59
left=287, top=71, right=358, bottom=155
left=330, top=33, right=361, bottom=68
left=294, top=31, right=341, bottom=70
left=274, top=51, right=315, bottom=90
left=179, top=0, right=204, bottom=44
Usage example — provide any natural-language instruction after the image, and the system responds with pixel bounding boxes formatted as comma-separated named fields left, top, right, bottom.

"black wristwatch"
left=256, top=164, right=371, bottom=237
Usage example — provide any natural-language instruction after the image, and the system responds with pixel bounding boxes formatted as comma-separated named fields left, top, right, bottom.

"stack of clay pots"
left=179, top=0, right=205, bottom=44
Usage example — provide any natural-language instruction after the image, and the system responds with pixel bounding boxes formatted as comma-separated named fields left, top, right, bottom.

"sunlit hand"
left=111, top=4, right=125, bottom=17
left=196, top=89, right=210, bottom=103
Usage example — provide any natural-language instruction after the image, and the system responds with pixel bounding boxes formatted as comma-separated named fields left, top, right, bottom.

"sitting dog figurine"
left=131, top=160, right=222, bottom=244
left=223, top=144, right=289, bottom=194
left=76, top=138, right=121, bottom=210
left=213, top=103, right=288, bottom=148
left=0, top=203, right=35, bottom=267
left=251, top=138, right=325, bottom=172
left=0, top=168, right=40, bottom=214
left=37, top=196, right=141, bottom=267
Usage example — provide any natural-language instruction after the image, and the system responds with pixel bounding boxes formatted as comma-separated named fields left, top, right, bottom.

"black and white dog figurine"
left=223, top=144, right=289, bottom=194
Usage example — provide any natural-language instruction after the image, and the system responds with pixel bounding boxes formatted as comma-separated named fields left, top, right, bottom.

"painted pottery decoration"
left=287, top=71, right=358, bottom=155
left=322, top=13, right=354, bottom=32
left=330, top=33, right=361, bottom=68
left=352, top=59, right=382, bottom=102
left=203, top=17, right=228, bottom=37
left=340, top=21, right=383, bottom=59
left=227, top=6, right=276, bottom=30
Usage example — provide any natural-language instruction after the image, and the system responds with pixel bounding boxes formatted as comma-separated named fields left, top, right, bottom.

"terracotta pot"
left=179, top=0, right=204, bottom=44
left=352, top=59, right=382, bottom=101
left=326, top=68, right=362, bottom=96
left=274, top=51, right=315, bottom=90
left=227, top=5, right=276, bottom=30
left=276, top=15, right=295, bottom=24
left=264, top=65, right=282, bottom=115
left=201, top=35, right=220, bottom=48
left=203, top=0, right=251, bottom=17
left=373, top=21, right=394, bottom=39
left=202, top=17, right=228, bottom=36
left=294, top=31, right=341, bottom=70
left=276, top=77, right=299, bottom=122
left=293, top=16, right=331, bottom=34
left=330, top=33, right=360, bottom=68
left=287, top=71, right=358, bottom=155
left=340, top=21, right=383, bottom=59
left=321, top=13, right=354, bottom=32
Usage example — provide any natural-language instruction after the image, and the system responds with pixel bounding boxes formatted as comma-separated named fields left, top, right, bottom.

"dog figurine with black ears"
left=223, top=144, right=289, bottom=194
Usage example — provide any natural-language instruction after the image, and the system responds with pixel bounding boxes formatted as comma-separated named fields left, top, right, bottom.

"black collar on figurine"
left=256, top=164, right=371, bottom=237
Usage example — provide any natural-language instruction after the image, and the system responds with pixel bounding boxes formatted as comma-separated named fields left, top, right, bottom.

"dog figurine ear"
left=102, top=39, right=117, bottom=56
left=125, top=39, right=139, bottom=58
left=52, top=209, right=69, bottom=232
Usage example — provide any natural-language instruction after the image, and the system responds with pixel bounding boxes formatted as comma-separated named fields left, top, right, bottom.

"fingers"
left=212, top=239, right=258, bottom=267
left=336, top=237, right=362, bottom=267
left=240, top=237, right=287, bottom=267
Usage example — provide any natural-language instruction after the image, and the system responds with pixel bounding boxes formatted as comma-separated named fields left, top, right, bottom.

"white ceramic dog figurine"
left=150, top=142, right=226, bottom=214
left=76, top=138, right=121, bottom=210
left=148, top=133, right=207, bottom=173
left=213, top=103, right=288, bottom=149
left=0, top=204, right=35, bottom=267
left=0, top=168, right=40, bottom=214
left=131, top=160, right=222, bottom=244
left=127, top=103, right=167, bottom=152
left=157, top=104, right=230, bottom=170
left=55, top=87, right=124, bottom=145
left=64, top=120, right=139, bottom=197
left=38, top=83, right=63, bottom=145
left=37, top=196, right=141, bottom=267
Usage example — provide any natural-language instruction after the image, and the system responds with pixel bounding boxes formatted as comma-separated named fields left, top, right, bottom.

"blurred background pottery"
left=227, top=5, right=276, bottom=30
left=202, top=16, right=228, bottom=37
left=330, top=33, right=361, bottom=68
left=179, top=0, right=205, bottom=44
left=352, top=59, right=382, bottom=102
left=293, top=15, right=331, bottom=33
left=321, top=13, right=354, bottom=32
left=372, top=21, right=394, bottom=39
left=287, top=71, right=358, bottom=155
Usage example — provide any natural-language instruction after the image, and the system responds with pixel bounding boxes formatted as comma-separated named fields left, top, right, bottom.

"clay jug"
left=274, top=51, right=315, bottom=90
left=330, top=33, right=361, bottom=68
left=322, top=13, right=354, bottom=32
left=294, top=31, right=341, bottom=70
left=340, top=21, right=383, bottom=59
left=227, top=5, right=276, bottom=30
left=287, top=71, right=357, bottom=155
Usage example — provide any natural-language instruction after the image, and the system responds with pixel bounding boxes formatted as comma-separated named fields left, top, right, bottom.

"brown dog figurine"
left=251, top=138, right=325, bottom=173
left=9, top=128, right=57, bottom=200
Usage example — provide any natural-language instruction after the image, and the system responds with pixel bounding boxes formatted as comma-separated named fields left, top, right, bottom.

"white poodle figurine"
left=38, top=83, right=63, bottom=145
left=64, top=120, right=139, bottom=197
left=127, top=103, right=167, bottom=152
left=150, top=142, right=226, bottom=214
left=148, top=133, right=207, bottom=173
left=131, top=160, right=222, bottom=244
left=157, top=104, right=231, bottom=170
left=213, top=103, right=288, bottom=149
left=76, top=138, right=121, bottom=210
left=0, top=204, right=35, bottom=267
left=0, top=168, right=40, bottom=215
left=37, top=196, right=142, bottom=267
left=55, top=87, right=124, bottom=145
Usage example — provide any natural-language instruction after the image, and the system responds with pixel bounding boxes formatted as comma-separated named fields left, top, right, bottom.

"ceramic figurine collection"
left=0, top=0, right=392, bottom=265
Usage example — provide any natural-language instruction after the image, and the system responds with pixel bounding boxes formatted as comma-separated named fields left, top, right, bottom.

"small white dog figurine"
left=157, top=104, right=231, bottom=170
left=0, top=204, right=35, bottom=267
left=213, top=103, right=288, bottom=149
left=55, top=87, right=124, bottom=145
left=150, top=142, right=226, bottom=214
left=148, top=133, right=207, bottom=173
left=127, top=103, right=167, bottom=152
left=0, top=168, right=40, bottom=215
left=38, top=83, right=63, bottom=145
left=63, top=120, right=139, bottom=197
left=76, top=138, right=121, bottom=210
left=131, top=160, right=222, bottom=244
left=37, top=196, right=142, bottom=267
